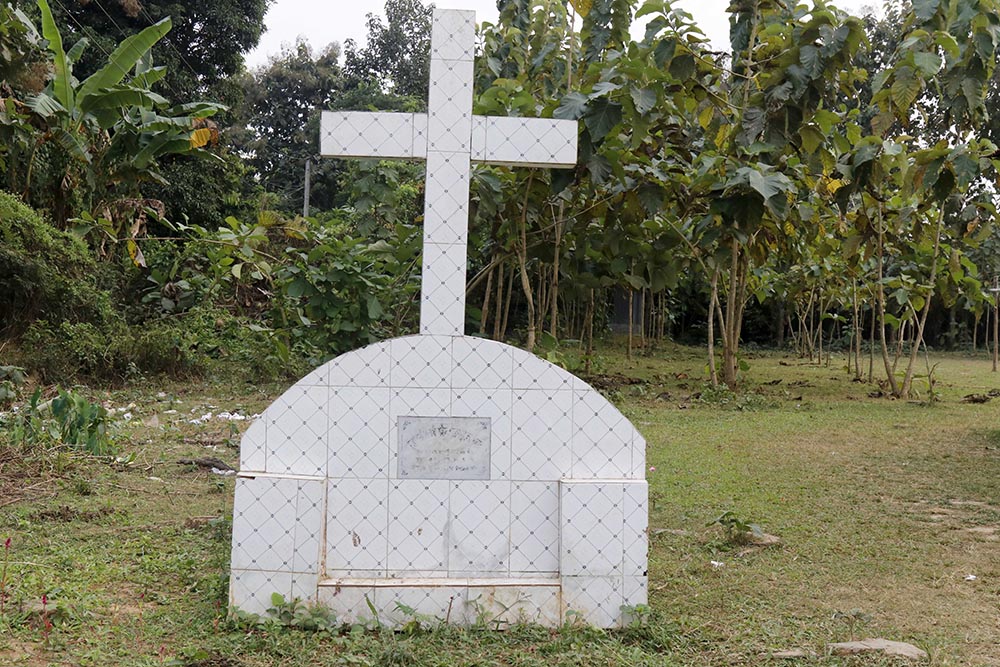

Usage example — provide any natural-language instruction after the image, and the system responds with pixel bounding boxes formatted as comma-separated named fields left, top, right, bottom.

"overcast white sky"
left=246, top=0, right=880, bottom=68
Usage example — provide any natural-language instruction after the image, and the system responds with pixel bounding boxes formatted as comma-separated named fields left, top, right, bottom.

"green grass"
left=1, top=344, right=999, bottom=666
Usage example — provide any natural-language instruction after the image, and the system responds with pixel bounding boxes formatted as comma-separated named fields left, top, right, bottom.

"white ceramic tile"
left=510, top=389, right=573, bottom=481
left=631, top=433, right=647, bottom=478
left=266, top=385, right=327, bottom=476
left=412, top=113, right=428, bottom=156
left=297, top=363, right=329, bottom=386
left=572, top=390, right=632, bottom=478
left=389, top=336, right=453, bottom=388
left=452, top=338, right=513, bottom=389
left=326, top=479, right=389, bottom=574
left=511, top=352, right=579, bottom=390
left=622, top=576, right=648, bottom=611
left=328, top=342, right=390, bottom=388
left=561, top=575, right=623, bottom=628
left=229, top=569, right=293, bottom=616
left=232, top=476, right=300, bottom=571
left=390, top=384, right=452, bottom=428
left=290, top=573, right=320, bottom=602
left=560, top=482, right=624, bottom=577
left=328, top=387, right=390, bottom=478
left=448, top=481, right=510, bottom=574
left=420, top=242, right=468, bottom=336
left=373, top=585, right=466, bottom=625
left=482, top=117, right=578, bottom=168
left=465, top=584, right=561, bottom=627
left=317, top=583, right=376, bottom=624
left=623, top=482, right=648, bottom=577
left=292, top=479, right=325, bottom=573
left=239, top=418, right=266, bottom=472
left=451, top=387, right=512, bottom=479
left=424, top=152, right=470, bottom=245
left=471, top=116, right=487, bottom=161
left=320, top=111, right=417, bottom=159
left=387, top=480, right=449, bottom=572
left=427, top=59, right=474, bottom=153
left=509, top=482, right=559, bottom=573
left=430, top=9, right=476, bottom=61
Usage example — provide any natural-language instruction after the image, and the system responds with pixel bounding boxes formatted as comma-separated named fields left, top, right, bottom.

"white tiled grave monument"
left=229, top=8, right=648, bottom=628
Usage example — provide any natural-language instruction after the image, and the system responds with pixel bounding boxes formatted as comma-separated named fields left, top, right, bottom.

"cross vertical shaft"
left=320, top=9, right=578, bottom=339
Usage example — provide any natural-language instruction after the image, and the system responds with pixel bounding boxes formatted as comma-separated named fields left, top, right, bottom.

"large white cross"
left=320, top=8, right=578, bottom=337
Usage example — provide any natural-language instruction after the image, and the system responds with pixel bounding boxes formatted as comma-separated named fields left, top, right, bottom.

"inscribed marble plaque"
left=397, top=416, right=491, bottom=479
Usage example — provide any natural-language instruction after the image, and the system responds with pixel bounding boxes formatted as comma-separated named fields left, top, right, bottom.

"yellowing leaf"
left=127, top=239, right=146, bottom=268
left=189, top=127, right=212, bottom=148
left=698, top=104, right=714, bottom=131
left=568, top=0, right=592, bottom=16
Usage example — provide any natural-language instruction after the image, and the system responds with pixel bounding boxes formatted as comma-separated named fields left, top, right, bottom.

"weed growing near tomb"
left=707, top=511, right=764, bottom=546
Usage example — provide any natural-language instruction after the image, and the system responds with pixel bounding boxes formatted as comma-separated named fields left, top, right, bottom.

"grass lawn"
left=1, top=344, right=998, bottom=666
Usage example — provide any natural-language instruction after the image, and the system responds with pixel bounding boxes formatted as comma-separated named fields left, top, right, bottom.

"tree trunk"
left=708, top=271, right=719, bottom=386
left=480, top=262, right=494, bottom=336
left=901, top=210, right=945, bottom=397
left=584, top=289, right=595, bottom=374
left=493, top=263, right=505, bottom=341
left=639, top=289, right=646, bottom=352
left=517, top=175, right=536, bottom=351
left=501, top=266, right=514, bottom=341
left=876, top=205, right=900, bottom=395
left=550, top=204, right=565, bottom=339
left=868, top=298, right=875, bottom=383
left=627, top=288, right=634, bottom=361
left=721, top=239, right=747, bottom=389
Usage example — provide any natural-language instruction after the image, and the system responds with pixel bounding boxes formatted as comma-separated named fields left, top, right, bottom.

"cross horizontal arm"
left=322, top=111, right=577, bottom=169
left=472, top=116, right=578, bottom=168
left=320, top=111, right=428, bottom=160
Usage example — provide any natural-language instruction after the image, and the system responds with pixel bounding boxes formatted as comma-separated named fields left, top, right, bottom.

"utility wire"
left=51, top=0, right=187, bottom=102
left=135, top=3, right=204, bottom=88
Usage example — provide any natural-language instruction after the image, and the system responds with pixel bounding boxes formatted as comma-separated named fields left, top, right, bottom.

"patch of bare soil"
left=0, top=640, right=49, bottom=667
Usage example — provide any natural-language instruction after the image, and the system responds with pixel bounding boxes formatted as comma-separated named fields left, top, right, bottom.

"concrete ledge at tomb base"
left=314, top=576, right=645, bottom=628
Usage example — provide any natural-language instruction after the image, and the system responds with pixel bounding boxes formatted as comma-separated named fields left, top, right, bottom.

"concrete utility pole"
left=303, top=158, right=312, bottom=218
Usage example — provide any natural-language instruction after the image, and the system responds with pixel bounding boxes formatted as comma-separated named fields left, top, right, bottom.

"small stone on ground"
left=827, top=638, right=928, bottom=660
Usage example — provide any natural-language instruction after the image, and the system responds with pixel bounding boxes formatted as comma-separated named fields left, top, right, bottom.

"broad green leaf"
left=25, top=92, right=65, bottom=118
left=584, top=98, right=623, bottom=141
left=66, top=37, right=88, bottom=65
left=78, top=18, right=172, bottom=103
left=813, top=109, right=839, bottom=134
left=51, top=127, right=91, bottom=163
left=80, top=88, right=169, bottom=116
left=554, top=92, right=589, bottom=120
left=890, top=67, right=922, bottom=113
left=913, top=51, right=941, bottom=76
left=668, top=54, right=695, bottom=80
left=630, top=87, right=657, bottom=115
left=799, top=125, right=824, bottom=154
left=37, top=0, right=73, bottom=110
left=912, top=0, right=941, bottom=22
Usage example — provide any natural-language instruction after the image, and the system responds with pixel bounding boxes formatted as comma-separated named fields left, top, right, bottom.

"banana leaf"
left=36, top=0, right=73, bottom=110
left=77, top=18, right=172, bottom=103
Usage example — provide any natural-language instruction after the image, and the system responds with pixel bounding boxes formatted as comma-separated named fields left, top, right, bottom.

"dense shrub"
left=20, top=307, right=290, bottom=385
left=0, top=191, right=113, bottom=336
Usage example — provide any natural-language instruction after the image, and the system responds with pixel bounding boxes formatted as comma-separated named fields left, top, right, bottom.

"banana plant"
left=18, top=0, right=223, bottom=225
